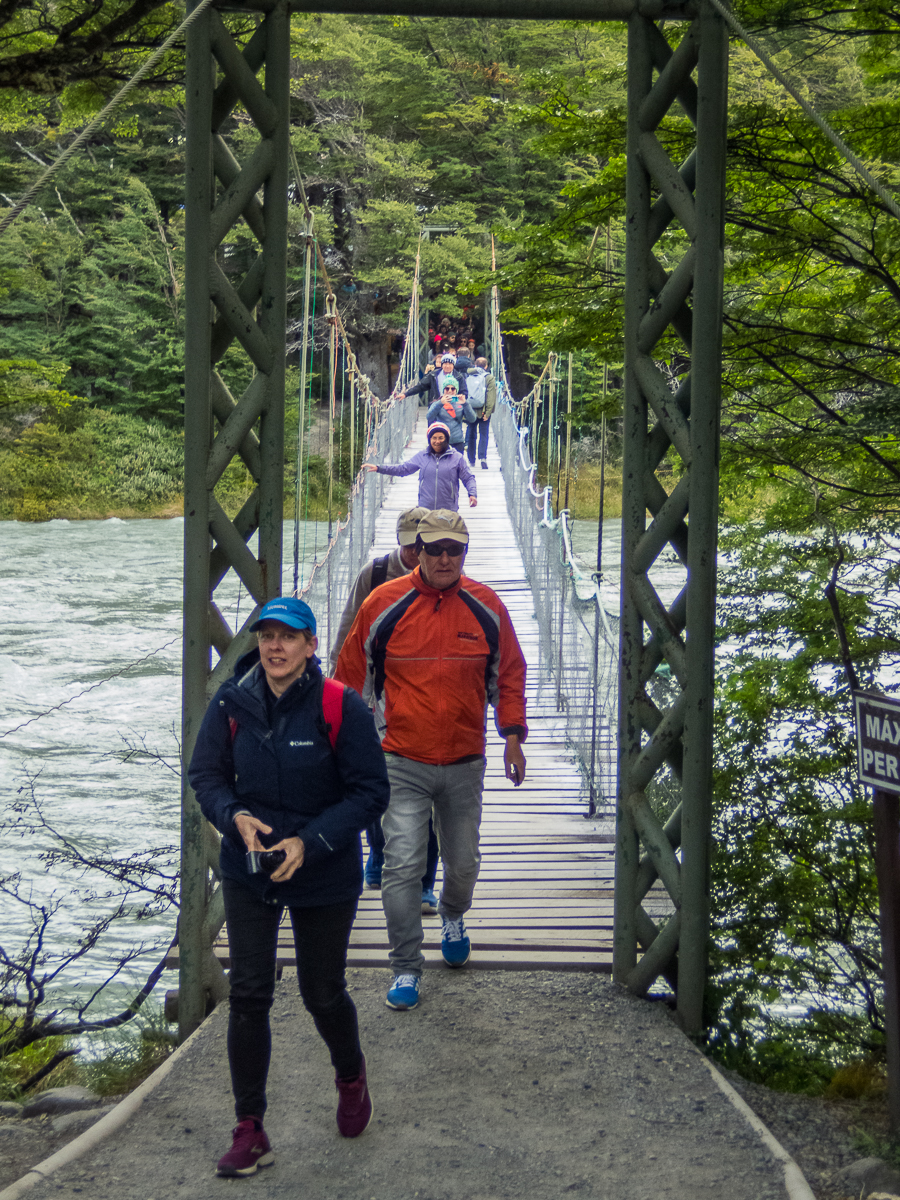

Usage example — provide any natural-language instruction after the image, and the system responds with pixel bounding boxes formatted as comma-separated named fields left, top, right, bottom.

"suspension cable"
left=706, top=0, right=900, bottom=223
left=0, top=0, right=218, bottom=239
left=0, top=637, right=180, bottom=739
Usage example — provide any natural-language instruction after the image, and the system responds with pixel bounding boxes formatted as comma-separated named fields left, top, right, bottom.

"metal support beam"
left=614, top=1, right=728, bottom=1033
left=180, top=0, right=291, bottom=1041
left=240, top=0, right=697, bottom=15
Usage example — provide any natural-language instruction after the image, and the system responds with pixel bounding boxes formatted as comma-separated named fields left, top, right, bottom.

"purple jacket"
left=376, top=445, right=476, bottom=511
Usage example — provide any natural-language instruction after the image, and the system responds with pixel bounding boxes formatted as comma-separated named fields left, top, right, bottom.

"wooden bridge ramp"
left=214, top=414, right=622, bottom=973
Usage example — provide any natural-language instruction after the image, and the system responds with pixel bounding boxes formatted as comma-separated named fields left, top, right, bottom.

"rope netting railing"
left=491, top=342, right=619, bottom=814
left=296, top=390, right=418, bottom=666
left=292, top=244, right=423, bottom=665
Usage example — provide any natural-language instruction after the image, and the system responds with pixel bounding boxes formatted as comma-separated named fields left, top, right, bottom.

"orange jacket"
left=334, top=567, right=527, bottom=765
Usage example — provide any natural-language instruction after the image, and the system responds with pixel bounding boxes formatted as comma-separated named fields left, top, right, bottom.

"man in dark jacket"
left=400, top=354, right=468, bottom=404
left=189, top=596, right=389, bottom=1177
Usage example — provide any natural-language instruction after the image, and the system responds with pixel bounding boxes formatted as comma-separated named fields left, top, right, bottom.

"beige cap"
left=396, top=507, right=429, bottom=546
left=416, top=509, right=469, bottom=545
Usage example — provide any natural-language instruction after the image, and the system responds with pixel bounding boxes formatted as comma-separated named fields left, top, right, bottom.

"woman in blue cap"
left=189, top=596, right=390, bottom=1177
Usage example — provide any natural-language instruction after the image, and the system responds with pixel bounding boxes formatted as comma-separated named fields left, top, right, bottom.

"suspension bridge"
left=3, top=0, right=869, bottom=1193
left=190, top=406, right=628, bottom=978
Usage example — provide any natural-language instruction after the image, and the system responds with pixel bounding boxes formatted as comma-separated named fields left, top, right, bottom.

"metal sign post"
left=854, top=690, right=900, bottom=1136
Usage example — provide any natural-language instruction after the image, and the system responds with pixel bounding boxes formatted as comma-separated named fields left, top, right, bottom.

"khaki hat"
left=396, top=506, right=428, bottom=546
left=417, top=509, right=469, bottom=545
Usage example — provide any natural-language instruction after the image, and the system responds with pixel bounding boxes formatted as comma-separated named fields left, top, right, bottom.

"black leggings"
left=222, top=877, right=361, bottom=1120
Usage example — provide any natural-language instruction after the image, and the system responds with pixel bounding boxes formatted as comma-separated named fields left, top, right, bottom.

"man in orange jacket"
left=335, top=509, right=527, bottom=1011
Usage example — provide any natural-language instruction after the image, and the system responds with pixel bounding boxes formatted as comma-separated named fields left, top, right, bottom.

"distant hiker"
left=425, top=378, right=476, bottom=452
left=453, top=348, right=475, bottom=375
left=363, top=421, right=477, bottom=511
left=464, top=357, right=498, bottom=470
left=335, top=510, right=528, bottom=1014
left=189, top=596, right=389, bottom=1177
left=330, top=507, right=441, bottom=915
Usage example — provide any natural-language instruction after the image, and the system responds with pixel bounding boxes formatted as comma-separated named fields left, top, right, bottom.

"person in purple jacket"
left=363, top=422, right=477, bottom=511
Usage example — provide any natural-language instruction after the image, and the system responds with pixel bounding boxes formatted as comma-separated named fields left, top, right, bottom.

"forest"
left=1, top=1, right=899, bottom=1096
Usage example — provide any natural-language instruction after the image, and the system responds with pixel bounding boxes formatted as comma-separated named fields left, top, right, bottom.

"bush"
left=704, top=519, right=899, bottom=1092
left=0, top=406, right=184, bottom=519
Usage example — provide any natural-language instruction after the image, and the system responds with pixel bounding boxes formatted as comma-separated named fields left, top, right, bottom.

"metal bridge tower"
left=179, top=0, right=727, bottom=1039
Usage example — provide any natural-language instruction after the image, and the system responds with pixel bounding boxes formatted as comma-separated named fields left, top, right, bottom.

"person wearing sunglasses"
left=335, top=510, right=528, bottom=1014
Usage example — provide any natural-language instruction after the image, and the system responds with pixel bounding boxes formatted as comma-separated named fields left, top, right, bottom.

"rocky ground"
left=722, top=1073, right=899, bottom=1200
left=0, top=971, right=897, bottom=1200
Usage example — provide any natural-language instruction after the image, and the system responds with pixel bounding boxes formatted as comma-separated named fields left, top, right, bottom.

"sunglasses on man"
left=421, top=542, right=465, bottom=557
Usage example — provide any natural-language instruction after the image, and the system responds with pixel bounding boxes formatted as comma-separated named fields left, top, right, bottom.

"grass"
left=0, top=1033, right=78, bottom=1102
left=563, top=460, right=624, bottom=521
left=0, top=1012, right=176, bottom=1104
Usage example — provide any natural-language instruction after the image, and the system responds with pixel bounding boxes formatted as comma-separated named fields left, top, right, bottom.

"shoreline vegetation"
left=0, top=406, right=627, bottom=524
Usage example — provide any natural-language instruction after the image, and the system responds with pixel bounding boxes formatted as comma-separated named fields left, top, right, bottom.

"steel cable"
left=0, top=0, right=219, bottom=239
left=706, top=0, right=900, bottom=223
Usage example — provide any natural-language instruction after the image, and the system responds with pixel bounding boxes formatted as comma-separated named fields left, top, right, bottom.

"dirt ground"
left=6, top=968, right=798, bottom=1200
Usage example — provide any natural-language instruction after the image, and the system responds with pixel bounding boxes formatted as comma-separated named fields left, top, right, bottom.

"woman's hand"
left=469, top=496, right=478, bottom=507
left=269, top=837, right=305, bottom=882
left=234, top=812, right=272, bottom=852
left=363, top=463, right=378, bottom=473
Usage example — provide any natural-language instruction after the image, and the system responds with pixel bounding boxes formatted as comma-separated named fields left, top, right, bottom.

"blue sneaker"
left=421, top=888, right=438, bottom=915
left=441, top=916, right=471, bottom=967
left=364, top=850, right=383, bottom=889
left=386, top=974, right=420, bottom=1010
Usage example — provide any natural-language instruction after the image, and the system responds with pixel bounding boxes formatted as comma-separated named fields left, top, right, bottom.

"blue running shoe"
left=421, top=888, right=438, bottom=915
left=441, top=916, right=471, bottom=967
left=386, top=974, right=420, bottom=1010
left=364, top=850, right=383, bottom=889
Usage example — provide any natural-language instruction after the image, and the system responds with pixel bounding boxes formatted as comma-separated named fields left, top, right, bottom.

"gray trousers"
left=382, top=753, right=485, bottom=976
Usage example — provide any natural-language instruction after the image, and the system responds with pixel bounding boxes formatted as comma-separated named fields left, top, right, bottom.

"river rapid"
left=0, top=517, right=333, bottom=1027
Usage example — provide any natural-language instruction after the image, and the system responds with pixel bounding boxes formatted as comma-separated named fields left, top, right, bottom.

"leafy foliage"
left=706, top=513, right=900, bottom=1089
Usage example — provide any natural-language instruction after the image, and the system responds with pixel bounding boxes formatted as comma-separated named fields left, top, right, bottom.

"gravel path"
left=9, top=969, right=799, bottom=1200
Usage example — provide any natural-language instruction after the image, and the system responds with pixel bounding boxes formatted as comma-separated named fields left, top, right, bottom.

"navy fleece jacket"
left=188, top=651, right=389, bottom=906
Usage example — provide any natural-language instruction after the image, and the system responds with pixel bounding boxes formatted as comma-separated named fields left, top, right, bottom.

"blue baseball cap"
left=250, top=596, right=316, bottom=635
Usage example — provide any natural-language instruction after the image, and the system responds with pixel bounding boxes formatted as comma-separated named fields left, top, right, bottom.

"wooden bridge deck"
left=209, top=413, right=621, bottom=974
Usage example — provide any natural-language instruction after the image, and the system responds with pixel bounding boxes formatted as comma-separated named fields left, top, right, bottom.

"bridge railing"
left=492, top=390, right=619, bottom=813
left=297, top=390, right=419, bottom=663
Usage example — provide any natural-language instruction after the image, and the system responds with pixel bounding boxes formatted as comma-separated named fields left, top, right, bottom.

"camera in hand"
left=246, top=848, right=287, bottom=875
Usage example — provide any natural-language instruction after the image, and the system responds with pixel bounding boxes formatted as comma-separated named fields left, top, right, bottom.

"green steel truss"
left=179, top=0, right=725, bottom=1039
left=180, top=0, right=290, bottom=1040
left=613, top=7, right=728, bottom=1032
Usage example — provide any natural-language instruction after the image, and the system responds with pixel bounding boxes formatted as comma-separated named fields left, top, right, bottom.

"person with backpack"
left=188, top=596, right=389, bottom=1178
left=464, top=357, right=498, bottom=470
left=335, top=511, right=528, bottom=1014
left=329, top=507, right=441, bottom=913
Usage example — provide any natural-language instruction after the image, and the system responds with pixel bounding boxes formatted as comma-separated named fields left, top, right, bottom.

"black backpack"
left=370, top=554, right=390, bottom=590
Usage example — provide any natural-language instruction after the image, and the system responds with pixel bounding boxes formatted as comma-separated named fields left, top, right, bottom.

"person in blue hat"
left=189, top=596, right=389, bottom=1178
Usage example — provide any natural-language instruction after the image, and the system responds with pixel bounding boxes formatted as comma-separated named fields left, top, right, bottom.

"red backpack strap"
left=321, top=677, right=345, bottom=752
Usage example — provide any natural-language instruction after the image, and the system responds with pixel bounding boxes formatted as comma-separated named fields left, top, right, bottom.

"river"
left=0, top=517, right=335, bottom=1027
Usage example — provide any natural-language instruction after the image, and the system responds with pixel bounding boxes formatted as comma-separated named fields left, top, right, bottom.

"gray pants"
left=382, top=754, right=485, bottom=976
